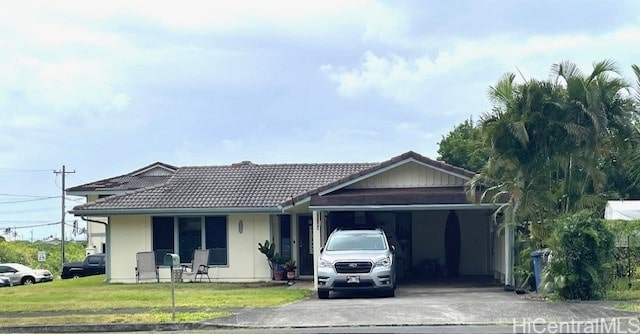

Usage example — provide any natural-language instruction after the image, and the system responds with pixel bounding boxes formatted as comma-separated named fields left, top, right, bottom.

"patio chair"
left=182, top=248, right=211, bottom=282
left=135, top=251, right=159, bottom=283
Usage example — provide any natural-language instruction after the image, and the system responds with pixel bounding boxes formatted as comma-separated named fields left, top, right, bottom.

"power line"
left=0, top=221, right=60, bottom=229
left=0, top=167, right=53, bottom=173
left=0, top=193, right=57, bottom=198
left=0, top=220, right=52, bottom=223
left=0, top=196, right=59, bottom=204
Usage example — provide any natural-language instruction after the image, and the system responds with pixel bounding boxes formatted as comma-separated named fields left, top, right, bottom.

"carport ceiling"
left=310, top=187, right=476, bottom=206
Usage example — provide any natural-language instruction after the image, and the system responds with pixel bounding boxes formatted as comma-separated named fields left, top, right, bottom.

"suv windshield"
left=325, top=233, right=387, bottom=251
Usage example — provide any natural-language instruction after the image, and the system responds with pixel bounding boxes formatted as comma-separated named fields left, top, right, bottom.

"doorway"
left=297, top=215, right=314, bottom=275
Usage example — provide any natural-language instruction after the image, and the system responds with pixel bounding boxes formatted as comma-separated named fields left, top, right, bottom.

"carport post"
left=504, top=223, right=515, bottom=286
left=312, top=210, right=323, bottom=289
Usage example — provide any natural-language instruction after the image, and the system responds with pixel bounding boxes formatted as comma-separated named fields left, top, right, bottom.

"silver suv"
left=317, top=228, right=396, bottom=299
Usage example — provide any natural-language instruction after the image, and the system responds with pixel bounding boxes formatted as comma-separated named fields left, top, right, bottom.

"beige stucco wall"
left=348, top=161, right=466, bottom=189
left=207, top=214, right=271, bottom=281
left=109, top=215, right=151, bottom=283
left=107, top=213, right=272, bottom=283
left=411, top=210, right=490, bottom=275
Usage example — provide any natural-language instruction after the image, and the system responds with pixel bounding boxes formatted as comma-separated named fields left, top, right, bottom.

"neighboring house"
left=67, top=162, right=178, bottom=255
left=68, top=151, right=514, bottom=286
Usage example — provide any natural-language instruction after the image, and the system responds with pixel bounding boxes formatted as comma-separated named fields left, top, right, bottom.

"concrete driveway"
left=207, top=281, right=639, bottom=328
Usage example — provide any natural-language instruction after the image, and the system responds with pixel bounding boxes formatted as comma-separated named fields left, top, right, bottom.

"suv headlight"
left=318, top=258, right=333, bottom=268
left=375, top=256, right=392, bottom=267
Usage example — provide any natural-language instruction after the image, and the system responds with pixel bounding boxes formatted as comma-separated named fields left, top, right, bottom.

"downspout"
left=80, top=216, right=110, bottom=282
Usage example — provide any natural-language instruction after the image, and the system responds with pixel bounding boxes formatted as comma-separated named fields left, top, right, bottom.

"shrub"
left=543, top=211, right=614, bottom=300
left=0, top=241, right=86, bottom=276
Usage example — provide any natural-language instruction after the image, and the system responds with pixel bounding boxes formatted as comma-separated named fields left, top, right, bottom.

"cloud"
left=321, top=26, right=640, bottom=112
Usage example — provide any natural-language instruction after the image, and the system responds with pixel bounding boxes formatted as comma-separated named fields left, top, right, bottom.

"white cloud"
left=322, top=27, right=640, bottom=110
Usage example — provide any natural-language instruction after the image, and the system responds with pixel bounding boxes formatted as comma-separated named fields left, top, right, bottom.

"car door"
left=86, top=255, right=103, bottom=275
left=0, top=265, right=19, bottom=285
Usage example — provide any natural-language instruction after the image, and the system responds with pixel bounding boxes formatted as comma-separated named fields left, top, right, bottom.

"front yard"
left=1, top=275, right=311, bottom=326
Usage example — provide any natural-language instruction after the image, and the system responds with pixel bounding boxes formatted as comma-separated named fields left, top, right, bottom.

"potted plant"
left=258, top=240, right=285, bottom=280
left=273, top=254, right=286, bottom=281
left=284, top=259, right=297, bottom=280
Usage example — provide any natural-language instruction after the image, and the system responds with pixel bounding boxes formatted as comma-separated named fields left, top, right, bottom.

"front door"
left=297, top=215, right=314, bottom=275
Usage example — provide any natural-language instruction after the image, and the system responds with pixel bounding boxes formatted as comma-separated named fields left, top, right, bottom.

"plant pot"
left=286, top=271, right=295, bottom=280
left=274, top=270, right=284, bottom=281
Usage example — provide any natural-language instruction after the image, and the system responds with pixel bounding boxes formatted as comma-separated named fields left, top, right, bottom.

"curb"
left=0, top=322, right=229, bottom=333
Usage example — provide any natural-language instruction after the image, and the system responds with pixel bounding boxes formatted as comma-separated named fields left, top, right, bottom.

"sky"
left=1, top=0, right=640, bottom=241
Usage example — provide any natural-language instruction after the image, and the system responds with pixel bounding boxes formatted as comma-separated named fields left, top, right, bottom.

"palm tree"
left=469, top=60, right=640, bottom=235
left=551, top=60, right=639, bottom=212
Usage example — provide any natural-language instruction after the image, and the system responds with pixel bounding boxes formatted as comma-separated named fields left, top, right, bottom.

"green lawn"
left=606, top=277, right=640, bottom=311
left=1, top=275, right=312, bottom=326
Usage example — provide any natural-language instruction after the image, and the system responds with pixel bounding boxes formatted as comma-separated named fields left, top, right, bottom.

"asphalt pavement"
left=2, top=279, right=639, bottom=333
left=205, top=282, right=639, bottom=329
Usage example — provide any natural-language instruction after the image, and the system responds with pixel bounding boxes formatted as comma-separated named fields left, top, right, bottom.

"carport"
left=281, top=152, right=514, bottom=289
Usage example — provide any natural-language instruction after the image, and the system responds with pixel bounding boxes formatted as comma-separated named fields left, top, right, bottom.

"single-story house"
left=68, top=151, right=514, bottom=286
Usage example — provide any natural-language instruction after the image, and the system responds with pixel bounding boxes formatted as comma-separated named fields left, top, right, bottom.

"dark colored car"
left=61, top=254, right=106, bottom=279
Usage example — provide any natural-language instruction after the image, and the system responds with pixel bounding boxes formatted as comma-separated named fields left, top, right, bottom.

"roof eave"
left=66, top=190, right=130, bottom=196
left=70, top=207, right=283, bottom=216
left=308, top=203, right=500, bottom=211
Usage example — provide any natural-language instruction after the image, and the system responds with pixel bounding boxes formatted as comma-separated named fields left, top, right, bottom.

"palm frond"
left=507, top=121, right=529, bottom=146
left=488, top=73, right=517, bottom=106
left=587, top=59, right=619, bottom=83
left=550, top=60, right=583, bottom=85
left=632, top=64, right=640, bottom=102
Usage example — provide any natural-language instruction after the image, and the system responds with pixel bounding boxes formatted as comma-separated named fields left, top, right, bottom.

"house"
left=67, top=162, right=178, bottom=255
left=68, top=151, right=514, bottom=286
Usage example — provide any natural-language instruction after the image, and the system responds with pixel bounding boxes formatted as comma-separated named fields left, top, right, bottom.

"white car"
left=0, top=276, right=11, bottom=287
left=317, top=228, right=396, bottom=299
left=0, top=263, right=53, bottom=285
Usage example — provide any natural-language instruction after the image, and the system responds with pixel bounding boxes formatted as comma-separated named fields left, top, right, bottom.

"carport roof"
left=309, top=187, right=476, bottom=207
left=281, top=151, right=477, bottom=207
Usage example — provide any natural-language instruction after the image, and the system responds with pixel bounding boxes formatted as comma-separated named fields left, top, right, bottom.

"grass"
left=606, top=277, right=640, bottom=311
left=0, top=275, right=312, bottom=326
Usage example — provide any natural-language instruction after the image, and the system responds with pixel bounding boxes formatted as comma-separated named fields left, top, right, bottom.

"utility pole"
left=54, top=165, right=75, bottom=268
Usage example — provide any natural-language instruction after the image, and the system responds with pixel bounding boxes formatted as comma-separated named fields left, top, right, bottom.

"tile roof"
left=66, top=175, right=174, bottom=193
left=66, top=162, right=178, bottom=193
left=70, top=151, right=478, bottom=214
left=72, top=162, right=377, bottom=212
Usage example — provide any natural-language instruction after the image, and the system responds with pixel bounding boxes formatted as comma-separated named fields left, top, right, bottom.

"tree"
left=470, top=61, right=640, bottom=227
left=437, top=117, right=490, bottom=172
left=543, top=212, right=614, bottom=300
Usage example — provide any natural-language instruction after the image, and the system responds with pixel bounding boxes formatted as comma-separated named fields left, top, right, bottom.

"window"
left=178, top=217, right=202, bottom=262
left=279, top=215, right=291, bottom=260
left=152, top=217, right=174, bottom=264
left=152, top=216, right=228, bottom=266
left=205, top=216, right=227, bottom=265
